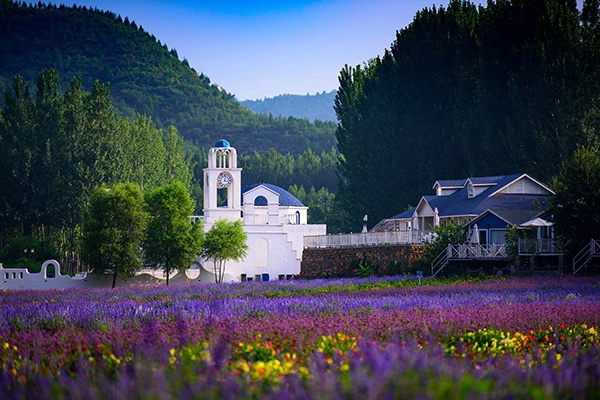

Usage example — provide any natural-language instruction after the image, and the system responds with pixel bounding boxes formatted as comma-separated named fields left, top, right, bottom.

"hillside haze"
left=0, top=1, right=336, bottom=154
left=240, top=91, right=337, bottom=122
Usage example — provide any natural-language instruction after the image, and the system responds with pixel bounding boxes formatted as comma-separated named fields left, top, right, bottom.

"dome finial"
left=215, top=139, right=230, bottom=148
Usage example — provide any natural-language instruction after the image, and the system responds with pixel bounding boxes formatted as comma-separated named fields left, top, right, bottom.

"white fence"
left=253, top=213, right=300, bottom=225
left=303, top=230, right=433, bottom=249
left=447, top=243, right=507, bottom=259
left=518, top=239, right=562, bottom=254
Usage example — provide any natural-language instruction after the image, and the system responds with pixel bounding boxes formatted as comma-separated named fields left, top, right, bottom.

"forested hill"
left=0, top=1, right=336, bottom=154
left=240, top=91, right=337, bottom=122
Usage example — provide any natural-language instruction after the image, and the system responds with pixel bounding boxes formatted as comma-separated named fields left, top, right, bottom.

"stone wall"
left=300, top=244, right=424, bottom=279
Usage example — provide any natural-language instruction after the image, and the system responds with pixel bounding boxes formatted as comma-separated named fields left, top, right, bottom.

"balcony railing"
left=252, top=213, right=300, bottom=225
left=303, top=230, right=433, bottom=249
left=518, top=239, right=563, bottom=255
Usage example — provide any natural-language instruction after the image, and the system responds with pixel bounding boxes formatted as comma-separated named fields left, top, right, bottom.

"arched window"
left=254, top=196, right=268, bottom=206
left=46, top=263, right=56, bottom=278
left=296, top=211, right=301, bottom=225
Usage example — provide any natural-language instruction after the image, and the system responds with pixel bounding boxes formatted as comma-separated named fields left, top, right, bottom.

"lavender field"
left=1, top=275, right=600, bottom=399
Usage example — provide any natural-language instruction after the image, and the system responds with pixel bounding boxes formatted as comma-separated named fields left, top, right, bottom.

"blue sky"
left=53, top=1, right=440, bottom=100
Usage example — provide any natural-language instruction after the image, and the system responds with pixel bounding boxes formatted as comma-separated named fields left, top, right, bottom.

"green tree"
left=122, top=115, right=166, bottom=192
left=163, top=125, right=193, bottom=188
left=202, top=219, right=248, bottom=283
left=549, top=146, right=600, bottom=259
left=80, top=183, right=147, bottom=288
left=0, top=75, right=36, bottom=234
left=419, top=220, right=468, bottom=268
left=143, top=181, right=203, bottom=285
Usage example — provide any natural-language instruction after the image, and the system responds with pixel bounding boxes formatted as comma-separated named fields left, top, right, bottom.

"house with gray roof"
left=372, top=173, right=554, bottom=248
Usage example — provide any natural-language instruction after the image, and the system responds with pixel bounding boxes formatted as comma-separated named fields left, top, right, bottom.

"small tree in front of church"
left=202, top=219, right=248, bottom=283
left=143, top=182, right=204, bottom=285
left=80, top=183, right=147, bottom=288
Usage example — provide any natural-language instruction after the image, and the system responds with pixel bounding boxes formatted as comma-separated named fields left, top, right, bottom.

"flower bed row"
left=1, top=275, right=599, bottom=398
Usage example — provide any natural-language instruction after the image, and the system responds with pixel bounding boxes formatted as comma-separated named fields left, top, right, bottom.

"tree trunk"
left=112, top=272, right=117, bottom=289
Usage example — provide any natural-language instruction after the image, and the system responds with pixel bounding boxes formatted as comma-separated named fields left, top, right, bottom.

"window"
left=254, top=196, right=268, bottom=206
left=479, top=229, right=488, bottom=247
left=490, top=229, right=507, bottom=245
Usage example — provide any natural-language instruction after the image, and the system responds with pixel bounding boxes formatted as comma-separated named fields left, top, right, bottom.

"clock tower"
left=203, top=139, right=242, bottom=224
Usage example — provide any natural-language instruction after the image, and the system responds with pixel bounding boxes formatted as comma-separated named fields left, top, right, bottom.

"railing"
left=190, top=214, right=300, bottom=226
left=303, top=230, right=433, bottom=249
left=518, top=239, right=562, bottom=255
left=446, top=243, right=507, bottom=259
left=431, top=247, right=449, bottom=278
left=573, top=239, right=600, bottom=275
left=431, top=243, right=507, bottom=278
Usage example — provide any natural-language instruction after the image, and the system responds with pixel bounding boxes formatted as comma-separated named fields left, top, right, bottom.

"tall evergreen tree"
left=0, top=69, right=198, bottom=268
left=549, top=146, right=600, bottom=260
left=334, top=0, right=599, bottom=231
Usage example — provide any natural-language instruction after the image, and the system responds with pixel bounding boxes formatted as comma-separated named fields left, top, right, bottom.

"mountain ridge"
left=240, top=91, right=337, bottom=122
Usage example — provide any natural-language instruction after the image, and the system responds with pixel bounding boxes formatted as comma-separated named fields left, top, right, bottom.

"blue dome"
left=214, top=139, right=230, bottom=148
left=242, top=183, right=305, bottom=207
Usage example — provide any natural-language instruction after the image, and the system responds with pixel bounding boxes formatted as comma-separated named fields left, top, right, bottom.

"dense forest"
left=0, top=69, right=192, bottom=269
left=240, top=91, right=337, bottom=122
left=0, top=0, right=337, bottom=155
left=335, top=0, right=600, bottom=231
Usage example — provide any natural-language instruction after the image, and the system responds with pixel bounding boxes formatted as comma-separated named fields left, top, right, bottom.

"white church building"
left=197, top=139, right=326, bottom=281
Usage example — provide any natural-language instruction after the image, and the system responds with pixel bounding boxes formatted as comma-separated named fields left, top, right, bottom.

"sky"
left=51, top=1, right=441, bottom=100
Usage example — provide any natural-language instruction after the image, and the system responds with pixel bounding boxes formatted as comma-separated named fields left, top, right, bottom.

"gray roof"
left=434, top=179, right=466, bottom=188
left=390, top=174, right=551, bottom=220
left=242, top=183, right=305, bottom=207
left=469, top=176, right=506, bottom=185
left=484, top=209, right=542, bottom=226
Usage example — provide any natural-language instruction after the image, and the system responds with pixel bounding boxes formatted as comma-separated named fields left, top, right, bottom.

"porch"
left=431, top=239, right=564, bottom=277
left=431, top=243, right=508, bottom=277
left=518, top=238, right=563, bottom=255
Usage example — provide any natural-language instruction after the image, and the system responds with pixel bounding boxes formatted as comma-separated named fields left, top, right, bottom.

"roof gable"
left=490, top=174, right=554, bottom=196
left=243, top=185, right=280, bottom=206
left=433, top=179, right=466, bottom=190
left=242, top=183, right=305, bottom=207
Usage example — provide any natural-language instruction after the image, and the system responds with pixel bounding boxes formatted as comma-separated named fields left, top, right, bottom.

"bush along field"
left=1, top=275, right=600, bottom=399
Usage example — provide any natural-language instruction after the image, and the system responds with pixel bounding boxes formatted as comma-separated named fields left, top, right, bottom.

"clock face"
left=217, top=172, right=232, bottom=188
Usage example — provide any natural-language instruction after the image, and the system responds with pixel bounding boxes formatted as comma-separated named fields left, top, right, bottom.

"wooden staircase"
left=431, top=245, right=450, bottom=278
left=573, top=239, right=600, bottom=274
